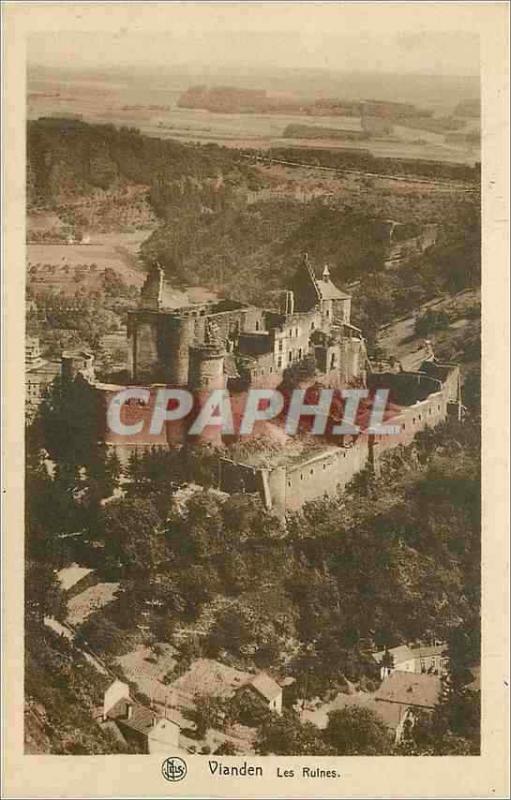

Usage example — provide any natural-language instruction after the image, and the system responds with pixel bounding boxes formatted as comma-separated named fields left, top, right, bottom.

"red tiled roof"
left=375, top=672, right=441, bottom=709
left=366, top=699, right=403, bottom=731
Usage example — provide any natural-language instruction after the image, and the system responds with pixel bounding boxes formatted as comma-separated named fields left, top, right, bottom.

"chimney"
left=322, top=264, right=331, bottom=280
left=126, top=702, right=133, bottom=720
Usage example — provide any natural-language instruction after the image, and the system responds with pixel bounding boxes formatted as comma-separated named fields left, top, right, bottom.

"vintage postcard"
left=2, top=2, right=509, bottom=798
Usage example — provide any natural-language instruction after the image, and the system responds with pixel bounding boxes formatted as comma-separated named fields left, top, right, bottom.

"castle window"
left=310, top=468, right=314, bottom=475
left=287, top=481, right=291, bottom=488
left=298, top=348, right=303, bottom=359
left=288, top=351, right=292, bottom=362
left=311, top=321, right=315, bottom=330
left=255, top=320, right=260, bottom=331
left=418, top=414, right=422, bottom=421
left=323, top=463, right=326, bottom=470
left=278, top=341, right=283, bottom=352
left=412, top=417, right=416, bottom=424
left=300, top=473, right=303, bottom=480
left=277, top=357, right=282, bottom=368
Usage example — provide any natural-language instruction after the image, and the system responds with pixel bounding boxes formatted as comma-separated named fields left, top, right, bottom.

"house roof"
left=366, top=698, right=404, bottom=731
left=375, top=672, right=442, bottom=709
left=249, top=673, right=282, bottom=702
left=107, top=698, right=179, bottom=736
left=315, top=279, right=351, bottom=302
left=373, top=643, right=447, bottom=666
left=57, top=564, right=94, bottom=592
left=169, top=658, right=250, bottom=700
left=410, top=644, right=447, bottom=659
left=372, top=645, right=414, bottom=666
left=107, top=698, right=155, bottom=735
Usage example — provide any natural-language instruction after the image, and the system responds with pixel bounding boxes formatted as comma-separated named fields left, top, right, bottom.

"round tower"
left=166, top=315, right=195, bottom=385
left=188, top=343, right=226, bottom=391
left=188, top=343, right=226, bottom=448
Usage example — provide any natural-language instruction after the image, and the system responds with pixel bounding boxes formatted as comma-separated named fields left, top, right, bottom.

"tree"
left=324, top=706, right=393, bottom=755
left=226, top=689, right=271, bottom=729
left=25, top=561, right=66, bottom=623
left=214, top=740, right=238, bottom=755
left=75, top=616, right=126, bottom=657
left=205, top=608, right=255, bottom=658
left=256, top=710, right=332, bottom=755
left=98, top=498, right=164, bottom=574
left=185, top=694, right=225, bottom=739
left=380, top=647, right=395, bottom=675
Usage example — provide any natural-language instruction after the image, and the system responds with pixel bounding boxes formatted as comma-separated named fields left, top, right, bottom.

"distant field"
left=27, top=76, right=479, bottom=166
left=27, top=231, right=148, bottom=294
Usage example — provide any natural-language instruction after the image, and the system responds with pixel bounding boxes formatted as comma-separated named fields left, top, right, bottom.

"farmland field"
left=27, top=231, right=149, bottom=295
left=27, top=73, right=479, bottom=166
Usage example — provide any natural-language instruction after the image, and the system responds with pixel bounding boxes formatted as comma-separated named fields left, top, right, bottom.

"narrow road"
left=44, top=616, right=110, bottom=676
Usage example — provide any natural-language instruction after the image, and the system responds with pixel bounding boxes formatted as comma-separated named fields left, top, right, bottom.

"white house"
left=101, top=679, right=180, bottom=753
left=372, top=643, right=448, bottom=680
left=246, top=673, right=283, bottom=715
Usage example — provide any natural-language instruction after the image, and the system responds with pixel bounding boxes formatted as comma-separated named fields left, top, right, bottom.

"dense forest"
left=27, top=118, right=260, bottom=205
left=28, top=119, right=480, bottom=334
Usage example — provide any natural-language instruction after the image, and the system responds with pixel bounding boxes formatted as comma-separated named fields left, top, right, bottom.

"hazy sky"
left=27, top=3, right=482, bottom=76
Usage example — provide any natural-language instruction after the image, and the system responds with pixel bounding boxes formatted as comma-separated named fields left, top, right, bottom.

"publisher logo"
left=162, top=756, right=187, bottom=782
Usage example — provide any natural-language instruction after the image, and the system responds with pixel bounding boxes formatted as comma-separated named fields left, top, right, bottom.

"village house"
left=56, top=564, right=97, bottom=598
left=239, top=673, right=283, bottom=715
left=372, top=671, right=443, bottom=743
left=372, top=642, right=448, bottom=680
left=101, top=679, right=181, bottom=754
left=168, top=659, right=284, bottom=716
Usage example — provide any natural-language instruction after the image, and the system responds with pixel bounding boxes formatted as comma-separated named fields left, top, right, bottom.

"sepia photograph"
left=2, top=2, right=509, bottom=798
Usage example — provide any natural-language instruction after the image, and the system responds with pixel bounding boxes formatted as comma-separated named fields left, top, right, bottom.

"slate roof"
left=375, top=672, right=441, bottom=709
left=107, top=698, right=156, bottom=735
left=249, top=673, right=282, bottom=702
left=107, top=699, right=179, bottom=736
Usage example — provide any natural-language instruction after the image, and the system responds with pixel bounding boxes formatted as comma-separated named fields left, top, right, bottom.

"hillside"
left=27, top=117, right=259, bottom=208
left=27, top=119, right=480, bottom=353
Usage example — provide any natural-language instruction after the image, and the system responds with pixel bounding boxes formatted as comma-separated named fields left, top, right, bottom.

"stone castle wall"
left=216, top=367, right=459, bottom=515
